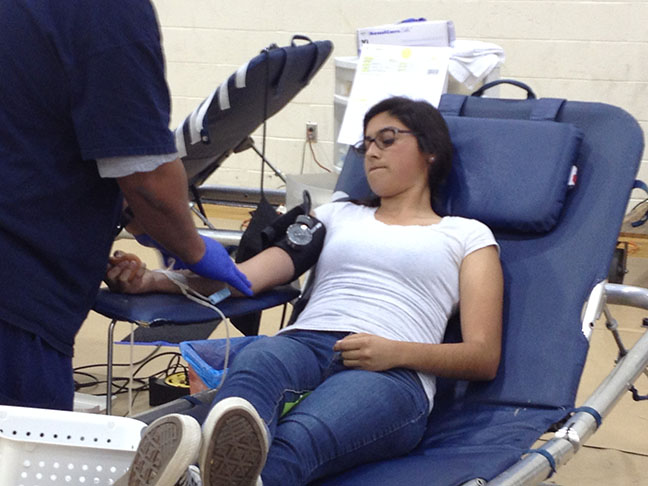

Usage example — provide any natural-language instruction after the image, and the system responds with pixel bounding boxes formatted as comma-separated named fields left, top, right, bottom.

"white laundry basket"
left=0, top=405, right=145, bottom=486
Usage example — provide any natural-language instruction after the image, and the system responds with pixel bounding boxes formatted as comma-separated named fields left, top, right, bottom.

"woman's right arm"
left=106, top=246, right=296, bottom=297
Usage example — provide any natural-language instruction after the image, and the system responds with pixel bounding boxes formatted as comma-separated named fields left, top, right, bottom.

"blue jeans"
left=201, top=330, right=430, bottom=486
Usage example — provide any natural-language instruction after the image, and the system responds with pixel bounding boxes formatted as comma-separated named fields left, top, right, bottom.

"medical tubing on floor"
left=129, top=322, right=135, bottom=416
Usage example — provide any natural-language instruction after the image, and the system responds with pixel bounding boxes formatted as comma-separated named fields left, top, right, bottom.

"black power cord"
left=73, top=349, right=189, bottom=415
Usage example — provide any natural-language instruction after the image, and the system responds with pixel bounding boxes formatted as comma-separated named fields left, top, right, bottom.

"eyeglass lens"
left=353, top=127, right=411, bottom=154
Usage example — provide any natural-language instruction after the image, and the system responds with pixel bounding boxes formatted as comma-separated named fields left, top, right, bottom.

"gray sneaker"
left=125, top=414, right=202, bottom=486
left=199, top=397, right=268, bottom=486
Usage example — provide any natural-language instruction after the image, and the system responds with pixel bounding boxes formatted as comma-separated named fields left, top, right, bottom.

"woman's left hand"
left=333, top=333, right=400, bottom=371
left=105, top=251, right=153, bottom=294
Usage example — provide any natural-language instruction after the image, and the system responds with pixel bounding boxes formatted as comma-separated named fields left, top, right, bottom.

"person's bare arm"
left=182, top=247, right=295, bottom=296
left=107, top=247, right=295, bottom=296
left=117, top=158, right=204, bottom=264
left=334, top=245, right=503, bottom=381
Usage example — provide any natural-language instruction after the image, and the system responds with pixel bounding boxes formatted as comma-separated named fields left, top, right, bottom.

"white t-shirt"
left=282, top=201, right=498, bottom=411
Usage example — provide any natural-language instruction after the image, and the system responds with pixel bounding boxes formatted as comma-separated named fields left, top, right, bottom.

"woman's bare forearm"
left=169, top=246, right=296, bottom=297
left=388, top=340, right=500, bottom=381
left=334, top=333, right=499, bottom=380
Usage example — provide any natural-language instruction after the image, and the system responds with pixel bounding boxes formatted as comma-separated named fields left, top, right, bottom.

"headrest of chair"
left=438, top=116, right=583, bottom=233
left=334, top=115, right=583, bottom=234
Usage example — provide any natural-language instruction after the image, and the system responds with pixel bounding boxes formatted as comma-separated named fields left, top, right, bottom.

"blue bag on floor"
left=180, top=336, right=263, bottom=388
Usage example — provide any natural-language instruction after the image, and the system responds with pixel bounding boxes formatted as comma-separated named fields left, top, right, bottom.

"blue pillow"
left=439, top=116, right=583, bottom=233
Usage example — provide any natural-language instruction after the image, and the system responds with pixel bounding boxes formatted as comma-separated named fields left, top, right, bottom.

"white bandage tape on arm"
left=96, top=152, right=179, bottom=178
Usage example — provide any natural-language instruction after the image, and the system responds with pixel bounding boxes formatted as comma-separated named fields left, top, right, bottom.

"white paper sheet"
left=338, top=44, right=450, bottom=146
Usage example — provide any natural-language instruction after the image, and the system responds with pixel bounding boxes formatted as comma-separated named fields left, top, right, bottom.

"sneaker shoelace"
left=177, top=465, right=202, bottom=486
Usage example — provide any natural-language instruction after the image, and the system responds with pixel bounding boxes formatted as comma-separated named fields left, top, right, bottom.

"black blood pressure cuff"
left=271, top=214, right=326, bottom=280
left=255, top=190, right=325, bottom=279
left=260, top=204, right=306, bottom=249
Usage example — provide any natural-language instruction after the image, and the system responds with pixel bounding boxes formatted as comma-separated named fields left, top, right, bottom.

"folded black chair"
left=176, top=35, right=332, bottom=188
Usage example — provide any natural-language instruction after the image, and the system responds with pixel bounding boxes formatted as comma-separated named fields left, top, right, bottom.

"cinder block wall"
left=152, top=0, right=648, bottom=207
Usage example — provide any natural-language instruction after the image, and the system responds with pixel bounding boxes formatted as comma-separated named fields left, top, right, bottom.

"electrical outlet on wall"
left=306, top=122, right=318, bottom=142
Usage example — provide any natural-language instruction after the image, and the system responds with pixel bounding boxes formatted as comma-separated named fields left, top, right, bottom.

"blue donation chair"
left=140, top=81, right=647, bottom=486
left=91, top=36, right=332, bottom=414
left=315, top=81, right=646, bottom=485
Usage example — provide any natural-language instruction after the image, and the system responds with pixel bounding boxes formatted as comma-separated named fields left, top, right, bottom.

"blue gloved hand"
left=187, top=235, right=253, bottom=296
left=134, top=233, right=188, bottom=270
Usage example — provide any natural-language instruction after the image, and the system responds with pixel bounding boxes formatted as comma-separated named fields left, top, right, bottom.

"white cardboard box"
left=357, top=20, right=455, bottom=55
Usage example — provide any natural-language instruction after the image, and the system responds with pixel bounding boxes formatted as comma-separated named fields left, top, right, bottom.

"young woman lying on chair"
left=106, top=96, right=503, bottom=486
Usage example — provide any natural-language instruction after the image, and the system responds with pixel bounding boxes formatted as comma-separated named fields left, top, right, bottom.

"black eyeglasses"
left=352, top=127, right=415, bottom=155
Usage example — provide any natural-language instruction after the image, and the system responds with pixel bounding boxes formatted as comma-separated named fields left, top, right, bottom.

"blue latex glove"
left=134, top=233, right=187, bottom=269
left=187, top=235, right=253, bottom=296
left=134, top=233, right=252, bottom=295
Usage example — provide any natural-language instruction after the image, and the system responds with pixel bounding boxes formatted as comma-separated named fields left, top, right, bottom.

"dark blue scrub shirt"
left=0, top=1, right=177, bottom=355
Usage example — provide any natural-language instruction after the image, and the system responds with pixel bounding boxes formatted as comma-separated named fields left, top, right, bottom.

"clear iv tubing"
left=155, top=269, right=233, bottom=394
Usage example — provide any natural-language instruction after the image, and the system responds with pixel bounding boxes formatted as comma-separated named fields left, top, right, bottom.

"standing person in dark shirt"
left=0, top=0, right=251, bottom=411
